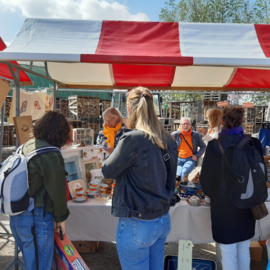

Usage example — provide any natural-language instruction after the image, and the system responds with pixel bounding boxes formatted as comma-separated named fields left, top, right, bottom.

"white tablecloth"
left=66, top=199, right=270, bottom=244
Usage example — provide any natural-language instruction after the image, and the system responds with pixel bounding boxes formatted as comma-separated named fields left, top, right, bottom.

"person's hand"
left=197, top=128, right=207, bottom=136
left=105, top=147, right=114, bottom=154
left=176, top=181, right=180, bottom=188
left=191, top=155, right=198, bottom=161
left=55, top=221, right=66, bottom=235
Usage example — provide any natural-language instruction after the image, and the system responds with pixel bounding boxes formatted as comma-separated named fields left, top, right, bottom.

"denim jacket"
left=102, top=130, right=178, bottom=220
left=171, top=130, right=206, bottom=158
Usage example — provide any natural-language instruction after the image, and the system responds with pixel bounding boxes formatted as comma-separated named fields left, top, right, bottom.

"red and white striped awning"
left=1, top=18, right=270, bottom=91
left=0, top=37, right=32, bottom=85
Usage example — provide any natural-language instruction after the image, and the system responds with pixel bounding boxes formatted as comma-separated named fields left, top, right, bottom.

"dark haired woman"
left=10, top=111, right=71, bottom=270
left=200, top=106, right=264, bottom=270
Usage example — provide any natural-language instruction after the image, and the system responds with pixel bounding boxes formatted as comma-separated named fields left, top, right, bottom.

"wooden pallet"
left=69, top=96, right=100, bottom=119
left=245, top=124, right=254, bottom=134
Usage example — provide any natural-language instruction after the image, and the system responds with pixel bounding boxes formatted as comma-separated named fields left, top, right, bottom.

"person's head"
left=222, top=106, right=244, bottom=129
left=102, top=107, right=123, bottom=128
left=33, top=111, right=70, bottom=148
left=179, top=117, right=191, bottom=132
left=207, top=108, right=223, bottom=128
left=126, top=86, right=173, bottom=149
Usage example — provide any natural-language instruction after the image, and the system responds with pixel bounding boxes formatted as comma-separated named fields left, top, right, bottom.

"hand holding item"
left=197, top=127, right=207, bottom=136
left=105, top=147, right=114, bottom=154
left=191, top=155, right=198, bottom=161
left=55, top=221, right=66, bottom=235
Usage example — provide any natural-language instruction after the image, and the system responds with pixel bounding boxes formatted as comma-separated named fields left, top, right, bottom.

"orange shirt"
left=178, top=134, right=193, bottom=159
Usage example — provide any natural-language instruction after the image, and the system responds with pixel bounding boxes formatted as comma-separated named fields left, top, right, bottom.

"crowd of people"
left=8, top=87, right=267, bottom=270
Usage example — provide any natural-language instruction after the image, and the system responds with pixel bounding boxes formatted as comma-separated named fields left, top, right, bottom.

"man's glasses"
left=181, top=123, right=190, bottom=126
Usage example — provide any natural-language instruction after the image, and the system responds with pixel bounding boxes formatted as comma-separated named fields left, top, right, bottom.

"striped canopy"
left=0, top=37, right=31, bottom=85
left=1, top=18, right=270, bottom=91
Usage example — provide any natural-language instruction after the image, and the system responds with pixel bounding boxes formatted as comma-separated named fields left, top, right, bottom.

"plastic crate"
left=164, top=255, right=216, bottom=270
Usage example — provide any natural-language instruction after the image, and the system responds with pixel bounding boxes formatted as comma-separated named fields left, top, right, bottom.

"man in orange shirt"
left=172, top=117, right=206, bottom=180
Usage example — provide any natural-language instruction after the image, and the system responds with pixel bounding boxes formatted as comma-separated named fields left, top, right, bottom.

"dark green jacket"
left=23, top=138, right=70, bottom=223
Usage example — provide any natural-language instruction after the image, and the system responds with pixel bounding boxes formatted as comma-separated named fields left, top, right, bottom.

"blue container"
left=164, top=255, right=216, bottom=270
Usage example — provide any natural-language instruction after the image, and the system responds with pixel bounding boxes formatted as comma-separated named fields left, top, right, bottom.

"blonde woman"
left=197, top=108, right=223, bottom=144
left=102, top=87, right=178, bottom=270
left=96, top=107, right=125, bottom=153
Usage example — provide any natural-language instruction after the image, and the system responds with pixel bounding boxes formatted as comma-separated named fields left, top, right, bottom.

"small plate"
left=73, top=196, right=88, bottom=203
left=94, top=193, right=111, bottom=201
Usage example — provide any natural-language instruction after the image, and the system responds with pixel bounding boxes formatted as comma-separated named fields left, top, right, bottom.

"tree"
left=159, top=0, right=270, bottom=106
left=159, top=0, right=254, bottom=23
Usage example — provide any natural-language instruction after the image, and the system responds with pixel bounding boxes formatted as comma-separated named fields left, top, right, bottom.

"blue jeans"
left=10, top=207, right=54, bottom=270
left=116, top=212, right=171, bottom=270
left=177, top=157, right=196, bottom=180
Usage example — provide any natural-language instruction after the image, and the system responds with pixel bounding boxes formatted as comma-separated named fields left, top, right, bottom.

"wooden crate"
left=245, top=124, right=254, bottom=134
left=101, top=100, right=111, bottom=114
left=4, top=97, right=12, bottom=119
left=81, top=121, right=100, bottom=137
left=3, top=125, right=15, bottom=146
left=69, top=96, right=100, bottom=119
left=163, top=125, right=174, bottom=133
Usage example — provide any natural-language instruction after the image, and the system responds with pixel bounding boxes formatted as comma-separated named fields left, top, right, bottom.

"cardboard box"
left=250, top=241, right=263, bottom=262
left=72, top=241, right=100, bottom=253
left=250, top=261, right=261, bottom=270
left=54, top=233, right=90, bottom=270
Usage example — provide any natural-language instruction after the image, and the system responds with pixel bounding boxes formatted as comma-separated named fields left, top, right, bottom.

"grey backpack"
left=0, top=144, right=60, bottom=215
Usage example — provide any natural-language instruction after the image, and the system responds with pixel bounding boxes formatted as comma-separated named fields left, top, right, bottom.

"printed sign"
left=217, top=101, right=229, bottom=107
left=242, top=103, right=254, bottom=108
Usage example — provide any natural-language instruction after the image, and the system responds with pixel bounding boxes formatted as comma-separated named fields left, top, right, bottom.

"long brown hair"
left=127, top=86, right=173, bottom=149
left=33, top=111, right=70, bottom=148
left=207, top=108, right=223, bottom=128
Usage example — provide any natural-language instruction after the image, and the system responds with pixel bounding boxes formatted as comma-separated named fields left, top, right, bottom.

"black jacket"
left=102, top=130, right=178, bottom=220
left=200, top=134, right=263, bottom=244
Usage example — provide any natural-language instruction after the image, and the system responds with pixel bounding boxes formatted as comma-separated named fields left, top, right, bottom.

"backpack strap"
left=180, top=133, right=193, bottom=152
left=236, top=134, right=251, bottom=150
left=217, top=138, right=232, bottom=171
left=26, top=146, right=61, bottom=162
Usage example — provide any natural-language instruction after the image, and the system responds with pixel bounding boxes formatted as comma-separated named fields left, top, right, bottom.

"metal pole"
left=53, top=82, right=58, bottom=111
left=118, top=93, right=121, bottom=110
left=15, top=69, right=20, bottom=149
left=111, top=93, right=115, bottom=107
left=0, top=102, right=5, bottom=163
left=8, top=66, right=20, bottom=149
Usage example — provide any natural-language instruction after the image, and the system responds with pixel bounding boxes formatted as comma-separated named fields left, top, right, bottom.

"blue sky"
left=0, top=0, right=166, bottom=46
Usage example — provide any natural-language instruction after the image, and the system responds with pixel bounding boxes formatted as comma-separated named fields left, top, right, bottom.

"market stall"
left=1, top=19, right=270, bottom=248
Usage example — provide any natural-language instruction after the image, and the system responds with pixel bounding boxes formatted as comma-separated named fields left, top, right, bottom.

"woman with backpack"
left=9, top=111, right=71, bottom=270
left=200, top=106, right=265, bottom=270
left=102, top=87, right=178, bottom=270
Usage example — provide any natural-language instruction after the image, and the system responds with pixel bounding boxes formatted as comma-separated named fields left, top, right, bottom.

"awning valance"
left=1, top=19, right=270, bottom=91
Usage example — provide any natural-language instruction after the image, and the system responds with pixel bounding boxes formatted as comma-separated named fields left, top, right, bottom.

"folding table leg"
left=0, top=221, right=11, bottom=235
left=4, top=242, right=25, bottom=270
